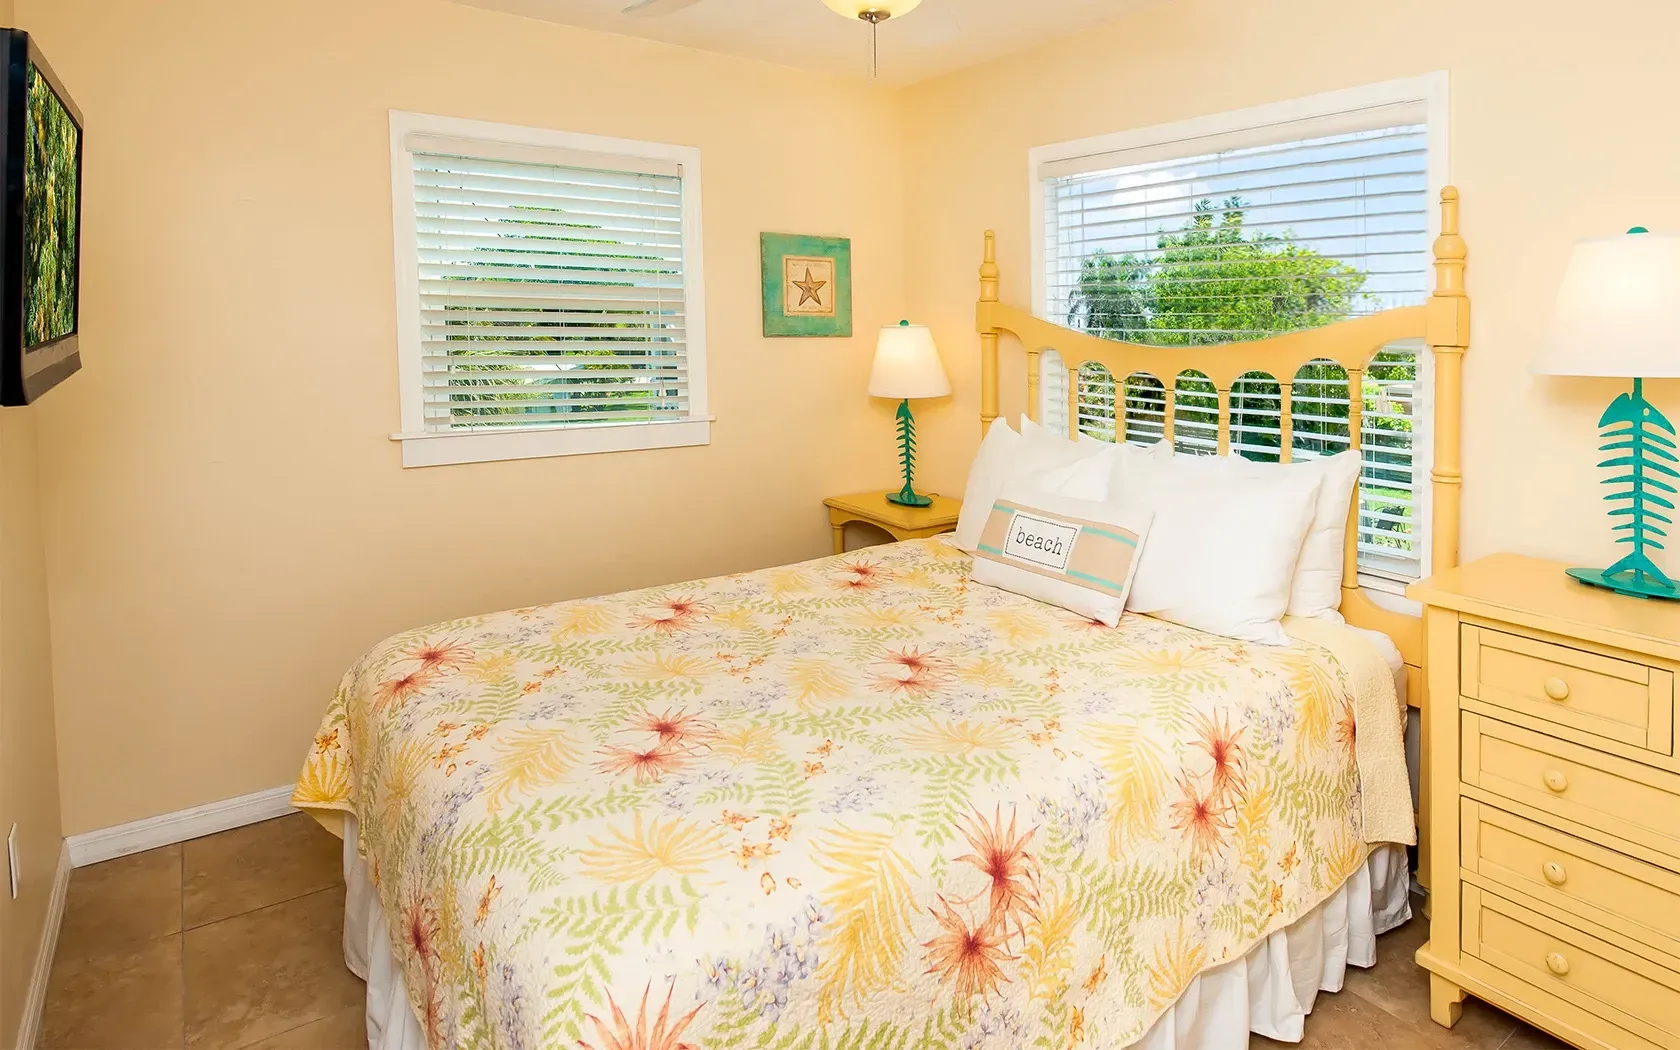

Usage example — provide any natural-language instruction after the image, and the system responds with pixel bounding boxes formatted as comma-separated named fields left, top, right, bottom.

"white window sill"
left=392, top=417, right=712, bottom=468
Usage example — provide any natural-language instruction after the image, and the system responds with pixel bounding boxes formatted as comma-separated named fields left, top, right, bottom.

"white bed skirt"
left=338, top=817, right=1411, bottom=1050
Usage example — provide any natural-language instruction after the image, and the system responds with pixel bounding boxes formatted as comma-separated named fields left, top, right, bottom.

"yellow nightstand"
left=823, top=491, right=961, bottom=555
left=1409, top=553, right=1680, bottom=1050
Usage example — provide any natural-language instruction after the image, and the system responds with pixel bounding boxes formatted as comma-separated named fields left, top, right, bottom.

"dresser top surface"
left=1410, top=554, right=1680, bottom=662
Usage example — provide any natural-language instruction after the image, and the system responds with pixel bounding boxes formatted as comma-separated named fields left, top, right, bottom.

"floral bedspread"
left=294, top=538, right=1397, bottom=1050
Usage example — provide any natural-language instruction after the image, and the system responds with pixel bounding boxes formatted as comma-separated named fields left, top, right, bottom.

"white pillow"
left=970, top=480, right=1153, bottom=627
left=1124, top=462, right=1323, bottom=644
left=952, top=419, right=1022, bottom=552
left=1021, top=415, right=1110, bottom=452
left=1132, top=448, right=1360, bottom=620
left=1035, top=448, right=1115, bottom=499
left=1240, top=451, right=1359, bottom=620
left=951, top=418, right=1118, bottom=551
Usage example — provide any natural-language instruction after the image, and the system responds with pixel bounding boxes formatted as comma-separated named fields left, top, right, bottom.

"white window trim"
left=1026, top=73, right=1449, bottom=594
left=387, top=110, right=710, bottom=469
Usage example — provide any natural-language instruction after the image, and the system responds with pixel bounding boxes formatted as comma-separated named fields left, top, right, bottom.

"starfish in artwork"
left=791, top=266, right=827, bottom=307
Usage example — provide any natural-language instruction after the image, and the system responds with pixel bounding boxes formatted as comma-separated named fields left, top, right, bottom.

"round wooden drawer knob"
left=1543, top=769, right=1569, bottom=793
left=1546, top=951, right=1570, bottom=977
left=1544, top=677, right=1570, bottom=701
left=1543, top=861, right=1568, bottom=886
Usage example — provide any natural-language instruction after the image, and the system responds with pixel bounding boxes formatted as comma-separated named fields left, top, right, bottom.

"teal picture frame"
left=760, top=233, right=852, bottom=337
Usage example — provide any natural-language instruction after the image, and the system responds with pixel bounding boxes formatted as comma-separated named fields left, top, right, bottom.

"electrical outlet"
left=7, top=823, right=17, bottom=900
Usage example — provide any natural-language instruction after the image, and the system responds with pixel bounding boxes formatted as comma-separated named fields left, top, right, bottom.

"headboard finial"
left=1436, top=187, right=1465, bottom=253
left=1432, top=185, right=1468, bottom=298
left=979, top=230, right=999, bottom=303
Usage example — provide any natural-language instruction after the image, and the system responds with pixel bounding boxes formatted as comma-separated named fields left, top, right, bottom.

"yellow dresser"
left=1411, top=554, right=1680, bottom=1050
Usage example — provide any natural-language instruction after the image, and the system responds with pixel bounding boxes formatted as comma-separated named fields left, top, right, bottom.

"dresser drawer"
left=1463, top=885, right=1680, bottom=1048
left=1462, top=713, right=1680, bottom=860
left=1462, top=798, right=1680, bottom=959
left=1462, top=624, right=1675, bottom=755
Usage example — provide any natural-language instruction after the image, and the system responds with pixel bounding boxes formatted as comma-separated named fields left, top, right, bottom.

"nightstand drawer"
left=1462, top=799, right=1680, bottom=959
left=1463, top=885, right=1680, bottom=1047
left=1462, top=713, right=1680, bottom=861
left=1461, top=624, right=1674, bottom=755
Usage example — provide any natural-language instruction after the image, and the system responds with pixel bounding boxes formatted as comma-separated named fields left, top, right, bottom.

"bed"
left=294, top=188, right=1470, bottom=1050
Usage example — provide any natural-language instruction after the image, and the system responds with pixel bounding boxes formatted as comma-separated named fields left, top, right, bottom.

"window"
left=389, top=112, right=708, bottom=468
left=1030, top=76, right=1447, bottom=586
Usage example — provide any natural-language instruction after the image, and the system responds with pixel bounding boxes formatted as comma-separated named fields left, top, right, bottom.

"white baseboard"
left=66, top=784, right=296, bottom=868
left=13, top=840, right=71, bottom=1050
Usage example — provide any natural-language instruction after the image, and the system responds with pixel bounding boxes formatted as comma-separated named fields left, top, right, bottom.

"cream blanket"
left=1284, top=615, right=1416, bottom=847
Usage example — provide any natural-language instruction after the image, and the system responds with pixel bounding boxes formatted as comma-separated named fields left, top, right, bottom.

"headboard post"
left=1426, top=188, right=1469, bottom=575
left=1340, top=366, right=1366, bottom=609
left=1025, top=350, right=1042, bottom=424
left=1279, top=386, right=1295, bottom=464
left=1114, top=380, right=1126, bottom=444
left=1216, top=387, right=1232, bottom=456
left=1067, top=372, right=1081, bottom=440
left=979, top=230, right=1000, bottom=435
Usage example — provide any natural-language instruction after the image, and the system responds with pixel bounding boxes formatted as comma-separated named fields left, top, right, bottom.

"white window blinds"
left=1038, top=102, right=1435, bottom=582
left=409, top=142, right=691, bottom=432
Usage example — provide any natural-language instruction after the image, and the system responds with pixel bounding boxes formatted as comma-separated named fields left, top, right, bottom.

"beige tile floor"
left=41, top=815, right=1569, bottom=1050
left=40, top=813, right=364, bottom=1050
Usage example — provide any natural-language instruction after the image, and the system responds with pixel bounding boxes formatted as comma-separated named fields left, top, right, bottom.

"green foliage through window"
left=1066, top=197, right=1370, bottom=347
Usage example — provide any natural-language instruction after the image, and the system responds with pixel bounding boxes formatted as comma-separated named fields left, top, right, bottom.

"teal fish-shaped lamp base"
left=886, top=398, right=933, bottom=507
left=1567, top=565, right=1676, bottom=598
left=1572, top=378, right=1679, bottom=600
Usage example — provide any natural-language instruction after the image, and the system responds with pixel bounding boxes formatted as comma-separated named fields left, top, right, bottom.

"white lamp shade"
left=822, top=0, right=922, bottom=17
left=869, top=322, right=950, bottom=400
left=1533, top=230, right=1680, bottom=378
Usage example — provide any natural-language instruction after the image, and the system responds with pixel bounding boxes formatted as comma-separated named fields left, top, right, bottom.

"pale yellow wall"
left=900, top=0, right=1680, bottom=586
left=20, top=0, right=907, bottom=835
left=0, top=406, right=62, bottom=1050
left=0, top=3, right=68, bottom=1041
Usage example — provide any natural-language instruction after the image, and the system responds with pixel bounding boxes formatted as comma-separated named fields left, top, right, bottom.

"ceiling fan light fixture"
left=820, top=0, right=923, bottom=18
left=821, top=0, right=920, bottom=79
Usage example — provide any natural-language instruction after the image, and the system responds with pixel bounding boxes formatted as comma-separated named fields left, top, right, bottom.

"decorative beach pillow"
left=970, top=482, right=1153, bottom=627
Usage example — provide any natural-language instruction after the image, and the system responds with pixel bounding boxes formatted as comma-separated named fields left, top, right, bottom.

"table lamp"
left=869, top=320, right=950, bottom=506
left=1533, top=227, right=1680, bottom=599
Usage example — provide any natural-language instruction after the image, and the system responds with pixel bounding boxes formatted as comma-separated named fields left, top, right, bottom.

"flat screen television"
left=0, top=30, right=81, bottom=405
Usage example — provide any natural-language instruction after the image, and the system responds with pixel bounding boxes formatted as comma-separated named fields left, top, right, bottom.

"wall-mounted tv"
left=0, top=30, right=81, bottom=406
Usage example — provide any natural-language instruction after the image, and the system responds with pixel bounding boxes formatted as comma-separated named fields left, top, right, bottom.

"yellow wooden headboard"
left=976, top=187, right=1470, bottom=704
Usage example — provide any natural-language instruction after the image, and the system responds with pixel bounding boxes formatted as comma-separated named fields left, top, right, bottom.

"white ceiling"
left=447, top=0, right=1159, bottom=85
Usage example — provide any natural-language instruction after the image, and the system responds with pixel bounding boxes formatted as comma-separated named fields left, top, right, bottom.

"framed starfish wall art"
left=760, top=232, right=852, bottom=337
